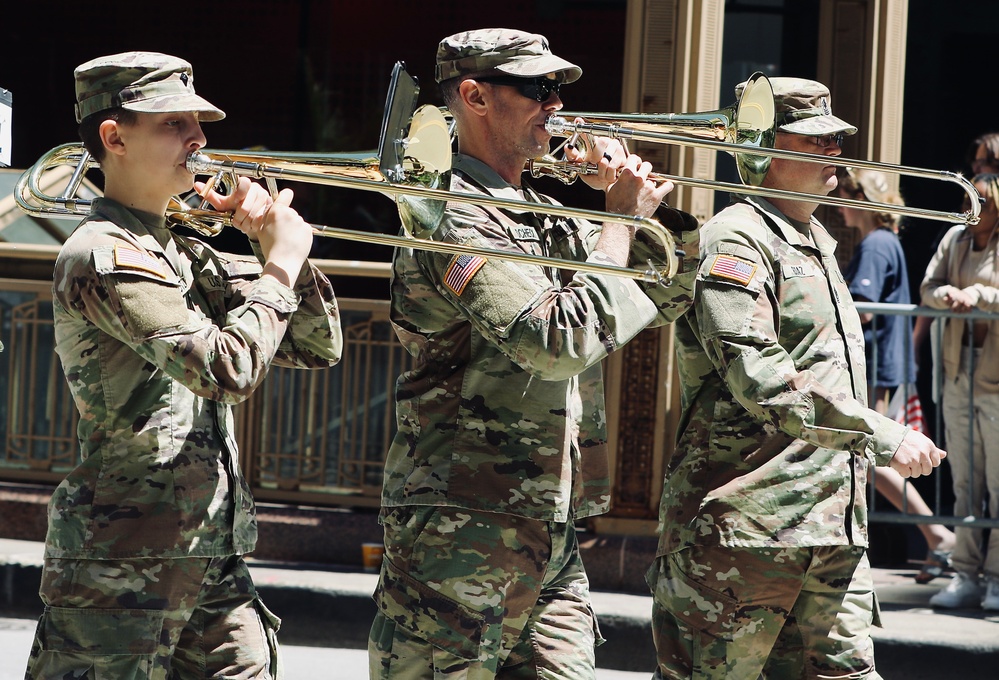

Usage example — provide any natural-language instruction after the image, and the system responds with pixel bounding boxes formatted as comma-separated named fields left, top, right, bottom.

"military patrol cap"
left=74, top=51, right=225, bottom=124
left=737, top=76, right=857, bottom=137
left=435, top=28, right=582, bottom=84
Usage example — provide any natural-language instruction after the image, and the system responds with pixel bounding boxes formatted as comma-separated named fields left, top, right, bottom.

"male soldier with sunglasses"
left=368, top=28, right=700, bottom=680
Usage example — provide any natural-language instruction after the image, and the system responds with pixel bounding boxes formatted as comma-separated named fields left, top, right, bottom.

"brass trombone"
left=541, top=75, right=981, bottom=225
left=16, top=63, right=679, bottom=285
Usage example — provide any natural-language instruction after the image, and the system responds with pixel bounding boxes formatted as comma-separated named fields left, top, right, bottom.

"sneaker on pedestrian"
left=981, top=576, right=999, bottom=611
left=929, top=572, right=982, bottom=609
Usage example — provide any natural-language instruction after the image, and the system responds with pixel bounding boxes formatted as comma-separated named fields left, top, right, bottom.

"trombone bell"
left=544, top=71, right=981, bottom=226
left=548, top=71, right=776, bottom=186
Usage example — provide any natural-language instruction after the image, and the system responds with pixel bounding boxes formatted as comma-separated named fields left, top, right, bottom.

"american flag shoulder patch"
left=708, top=254, right=757, bottom=286
left=443, top=253, right=487, bottom=296
left=113, top=244, right=168, bottom=279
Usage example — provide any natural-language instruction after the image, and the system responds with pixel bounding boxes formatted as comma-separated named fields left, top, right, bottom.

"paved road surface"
left=0, top=617, right=649, bottom=679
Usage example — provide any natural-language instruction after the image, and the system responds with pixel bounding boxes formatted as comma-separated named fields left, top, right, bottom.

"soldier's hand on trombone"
left=591, top=154, right=672, bottom=266
left=562, top=117, right=628, bottom=192
left=257, top=188, right=314, bottom=287
left=604, top=154, right=674, bottom=220
left=193, top=176, right=313, bottom=285
left=195, top=176, right=273, bottom=241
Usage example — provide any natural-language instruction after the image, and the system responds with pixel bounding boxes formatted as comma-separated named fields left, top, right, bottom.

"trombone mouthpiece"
left=545, top=116, right=571, bottom=136
left=186, top=152, right=216, bottom=175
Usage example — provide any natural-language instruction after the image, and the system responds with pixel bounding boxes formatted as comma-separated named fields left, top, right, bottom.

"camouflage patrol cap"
left=736, top=76, right=857, bottom=136
left=435, top=28, right=582, bottom=84
left=74, top=52, right=225, bottom=124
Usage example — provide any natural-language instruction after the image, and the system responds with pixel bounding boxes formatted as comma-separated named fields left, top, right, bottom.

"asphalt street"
left=0, top=617, right=649, bottom=679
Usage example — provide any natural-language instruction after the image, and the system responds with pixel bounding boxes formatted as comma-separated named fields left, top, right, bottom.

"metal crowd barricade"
left=0, top=258, right=409, bottom=507
left=857, top=301, right=999, bottom=531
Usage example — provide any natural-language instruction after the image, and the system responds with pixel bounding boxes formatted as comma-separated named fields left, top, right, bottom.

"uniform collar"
left=91, top=196, right=173, bottom=255
left=453, top=154, right=536, bottom=213
left=738, top=194, right=838, bottom=257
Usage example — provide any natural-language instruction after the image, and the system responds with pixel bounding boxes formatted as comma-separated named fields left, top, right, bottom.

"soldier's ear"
left=458, top=79, right=489, bottom=117
left=99, top=119, right=127, bottom=157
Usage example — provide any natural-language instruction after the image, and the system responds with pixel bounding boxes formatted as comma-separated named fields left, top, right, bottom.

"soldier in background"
left=648, top=78, right=947, bottom=679
left=25, top=52, right=342, bottom=678
left=369, top=28, right=699, bottom=680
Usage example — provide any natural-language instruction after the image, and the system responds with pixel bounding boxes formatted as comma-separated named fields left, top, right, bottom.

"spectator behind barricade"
left=967, top=132, right=999, bottom=176
left=920, top=173, right=999, bottom=611
left=911, top=134, right=999, bottom=428
left=836, top=167, right=956, bottom=584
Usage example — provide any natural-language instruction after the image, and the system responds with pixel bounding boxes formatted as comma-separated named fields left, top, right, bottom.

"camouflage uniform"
left=26, top=52, right=342, bottom=680
left=649, top=192, right=909, bottom=679
left=370, top=142, right=698, bottom=679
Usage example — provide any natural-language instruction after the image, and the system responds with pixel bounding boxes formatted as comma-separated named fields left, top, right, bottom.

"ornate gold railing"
left=0, top=246, right=409, bottom=506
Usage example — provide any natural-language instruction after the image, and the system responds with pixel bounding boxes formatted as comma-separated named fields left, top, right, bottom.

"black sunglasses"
left=476, top=76, right=561, bottom=102
left=812, top=133, right=845, bottom=148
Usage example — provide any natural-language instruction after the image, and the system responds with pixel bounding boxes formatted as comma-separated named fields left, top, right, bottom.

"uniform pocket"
left=650, top=553, right=737, bottom=642
left=30, top=606, right=163, bottom=680
left=587, top=599, right=606, bottom=648
left=254, top=598, right=283, bottom=679
left=372, top=557, right=485, bottom=660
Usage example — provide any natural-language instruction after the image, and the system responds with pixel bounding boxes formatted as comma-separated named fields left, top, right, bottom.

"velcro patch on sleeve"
left=707, top=254, right=757, bottom=287
left=443, top=254, right=487, bottom=296
left=113, top=244, right=168, bottom=280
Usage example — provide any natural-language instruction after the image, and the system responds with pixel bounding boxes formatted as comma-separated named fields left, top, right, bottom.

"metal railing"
left=858, top=301, right=999, bottom=530
left=0, top=258, right=409, bottom=508
left=2, top=269, right=997, bottom=531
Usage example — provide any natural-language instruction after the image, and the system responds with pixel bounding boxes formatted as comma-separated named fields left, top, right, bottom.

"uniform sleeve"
left=417, top=201, right=658, bottom=381
left=55, top=234, right=325, bottom=405
left=241, top=241, right=342, bottom=369
left=694, top=234, right=906, bottom=465
left=633, top=205, right=699, bottom=326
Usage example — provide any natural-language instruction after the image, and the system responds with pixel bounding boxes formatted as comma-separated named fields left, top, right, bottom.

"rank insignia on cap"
left=708, top=254, right=757, bottom=286
left=113, top=244, right=168, bottom=279
left=444, top=253, right=487, bottom=296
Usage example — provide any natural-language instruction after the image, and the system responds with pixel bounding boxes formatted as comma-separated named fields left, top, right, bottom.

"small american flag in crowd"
left=887, top=383, right=926, bottom=434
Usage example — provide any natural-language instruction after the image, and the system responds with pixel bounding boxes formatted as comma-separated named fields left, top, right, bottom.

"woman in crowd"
left=920, top=173, right=999, bottom=610
left=837, top=167, right=956, bottom=584
left=966, top=132, right=999, bottom=177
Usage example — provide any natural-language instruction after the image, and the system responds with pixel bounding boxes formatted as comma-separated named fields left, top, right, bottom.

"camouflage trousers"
left=647, top=544, right=883, bottom=680
left=368, top=506, right=603, bottom=680
left=24, top=554, right=281, bottom=679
